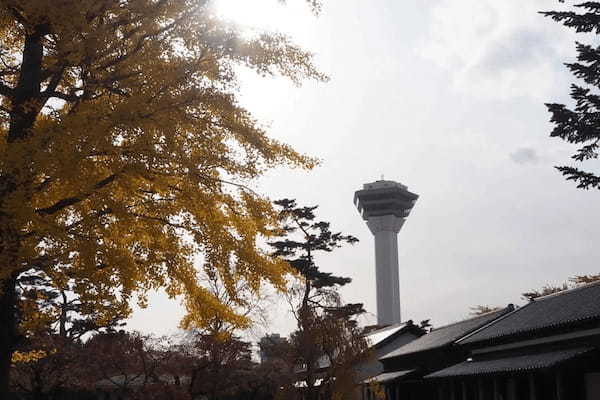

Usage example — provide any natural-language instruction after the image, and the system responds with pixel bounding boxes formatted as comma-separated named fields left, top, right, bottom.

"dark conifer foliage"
left=542, top=1, right=600, bottom=189
left=269, top=199, right=367, bottom=400
left=269, top=199, right=362, bottom=318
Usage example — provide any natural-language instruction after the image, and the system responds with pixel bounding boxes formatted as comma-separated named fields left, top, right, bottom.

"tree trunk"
left=299, top=274, right=320, bottom=400
left=8, top=30, right=44, bottom=144
left=0, top=27, right=46, bottom=397
left=0, top=276, right=18, bottom=398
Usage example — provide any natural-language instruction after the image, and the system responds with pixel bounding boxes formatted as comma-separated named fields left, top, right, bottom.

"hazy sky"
left=128, top=0, right=600, bottom=339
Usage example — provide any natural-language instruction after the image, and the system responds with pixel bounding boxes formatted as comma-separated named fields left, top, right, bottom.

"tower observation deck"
left=354, top=180, right=418, bottom=326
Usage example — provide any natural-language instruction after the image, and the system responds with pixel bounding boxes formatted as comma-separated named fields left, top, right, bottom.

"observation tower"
left=354, top=180, right=419, bottom=326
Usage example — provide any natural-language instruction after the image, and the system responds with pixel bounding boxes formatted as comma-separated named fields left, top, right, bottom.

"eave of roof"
left=366, top=323, right=408, bottom=348
left=366, top=321, right=424, bottom=349
left=363, top=369, right=415, bottom=384
left=471, top=326, right=600, bottom=355
left=425, top=347, right=595, bottom=378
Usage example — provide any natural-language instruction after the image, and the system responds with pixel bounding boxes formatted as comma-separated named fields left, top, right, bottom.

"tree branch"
left=40, top=64, right=66, bottom=100
left=35, top=173, right=119, bottom=216
left=42, top=90, right=79, bottom=102
left=0, top=83, right=14, bottom=98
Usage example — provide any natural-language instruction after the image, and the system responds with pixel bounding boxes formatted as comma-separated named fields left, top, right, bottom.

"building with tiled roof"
left=381, top=308, right=511, bottom=360
left=362, top=307, right=512, bottom=399
left=355, top=321, right=425, bottom=383
left=364, top=282, right=600, bottom=400
left=459, top=281, right=600, bottom=345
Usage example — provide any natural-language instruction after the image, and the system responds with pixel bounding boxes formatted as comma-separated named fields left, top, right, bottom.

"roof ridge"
left=430, top=307, right=508, bottom=332
left=533, top=279, right=600, bottom=301
left=461, top=282, right=600, bottom=344
left=456, top=303, right=525, bottom=344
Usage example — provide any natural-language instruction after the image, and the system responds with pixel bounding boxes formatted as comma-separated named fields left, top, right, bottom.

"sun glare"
left=212, top=0, right=289, bottom=32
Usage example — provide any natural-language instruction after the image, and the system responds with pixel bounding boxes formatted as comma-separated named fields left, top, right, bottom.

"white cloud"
left=420, top=0, right=575, bottom=100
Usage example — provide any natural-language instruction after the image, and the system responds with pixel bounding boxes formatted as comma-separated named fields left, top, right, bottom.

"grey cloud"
left=510, top=147, right=539, bottom=164
left=479, top=30, right=557, bottom=73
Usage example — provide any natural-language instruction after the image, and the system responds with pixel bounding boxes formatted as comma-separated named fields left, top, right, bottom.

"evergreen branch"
left=556, top=165, right=600, bottom=189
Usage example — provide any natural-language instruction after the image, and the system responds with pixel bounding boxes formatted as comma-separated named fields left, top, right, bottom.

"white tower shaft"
left=354, top=179, right=418, bottom=327
left=367, top=215, right=404, bottom=326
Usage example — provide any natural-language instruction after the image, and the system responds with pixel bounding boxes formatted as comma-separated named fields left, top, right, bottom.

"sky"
left=128, top=0, right=600, bottom=340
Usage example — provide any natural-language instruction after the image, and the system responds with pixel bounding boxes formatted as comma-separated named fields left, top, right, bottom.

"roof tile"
left=461, top=282, right=600, bottom=344
left=425, top=347, right=594, bottom=378
left=381, top=308, right=510, bottom=360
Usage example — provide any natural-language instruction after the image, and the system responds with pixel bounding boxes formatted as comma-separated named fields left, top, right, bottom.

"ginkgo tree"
left=0, top=0, right=324, bottom=394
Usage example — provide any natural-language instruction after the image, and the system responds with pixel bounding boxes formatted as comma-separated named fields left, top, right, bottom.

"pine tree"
left=269, top=199, right=367, bottom=400
left=542, top=2, right=600, bottom=189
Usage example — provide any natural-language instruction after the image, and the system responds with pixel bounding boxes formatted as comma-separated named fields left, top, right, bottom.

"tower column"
left=367, top=215, right=403, bottom=325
